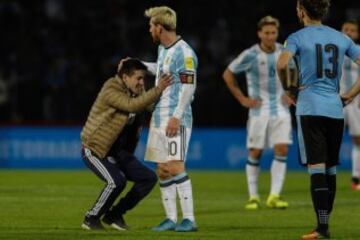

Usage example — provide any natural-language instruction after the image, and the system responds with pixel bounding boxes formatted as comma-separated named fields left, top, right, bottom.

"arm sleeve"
left=172, top=51, right=197, bottom=120
left=346, top=40, right=360, bottom=62
left=284, top=33, right=299, bottom=55
left=142, top=61, right=157, bottom=75
left=228, top=49, right=255, bottom=74
left=102, top=84, right=162, bottom=113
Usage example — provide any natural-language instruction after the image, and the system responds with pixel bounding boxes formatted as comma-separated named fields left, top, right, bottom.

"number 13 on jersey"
left=316, top=43, right=339, bottom=79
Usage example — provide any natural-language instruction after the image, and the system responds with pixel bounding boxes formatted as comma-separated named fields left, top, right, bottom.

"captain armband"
left=179, top=72, right=195, bottom=84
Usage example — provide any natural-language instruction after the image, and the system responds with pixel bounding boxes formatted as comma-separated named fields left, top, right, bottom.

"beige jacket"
left=81, top=76, right=161, bottom=158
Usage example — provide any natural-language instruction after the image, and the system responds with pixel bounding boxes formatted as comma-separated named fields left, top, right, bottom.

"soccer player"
left=340, top=20, right=360, bottom=191
left=142, top=6, right=198, bottom=232
left=223, top=16, right=294, bottom=210
left=277, top=0, right=360, bottom=238
left=80, top=59, right=172, bottom=230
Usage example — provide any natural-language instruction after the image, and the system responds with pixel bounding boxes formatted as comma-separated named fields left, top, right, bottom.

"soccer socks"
left=159, top=179, right=177, bottom=223
left=352, top=145, right=360, bottom=184
left=326, top=166, right=337, bottom=214
left=175, top=172, right=195, bottom=222
left=270, top=155, right=287, bottom=195
left=246, top=157, right=260, bottom=198
left=159, top=172, right=195, bottom=223
left=308, top=165, right=329, bottom=233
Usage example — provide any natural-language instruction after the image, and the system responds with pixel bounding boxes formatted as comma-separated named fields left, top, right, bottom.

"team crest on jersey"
left=283, top=40, right=288, bottom=48
left=185, top=57, right=194, bottom=70
left=164, top=56, right=171, bottom=65
left=180, top=72, right=195, bottom=84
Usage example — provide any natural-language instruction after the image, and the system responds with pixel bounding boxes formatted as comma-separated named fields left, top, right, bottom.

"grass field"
left=0, top=170, right=359, bottom=240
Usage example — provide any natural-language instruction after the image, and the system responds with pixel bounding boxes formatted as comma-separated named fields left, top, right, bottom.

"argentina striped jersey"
left=340, top=47, right=360, bottom=94
left=147, top=37, right=198, bottom=128
left=228, top=43, right=290, bottom=117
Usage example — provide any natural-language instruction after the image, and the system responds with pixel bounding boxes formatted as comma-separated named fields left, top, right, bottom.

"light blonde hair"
left=145, top=6, right=177, bottom=31
left=257, top=15, right=280, bottom=30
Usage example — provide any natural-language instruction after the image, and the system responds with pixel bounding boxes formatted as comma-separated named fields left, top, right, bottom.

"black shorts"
left=296, top=115, right=344, bottom=166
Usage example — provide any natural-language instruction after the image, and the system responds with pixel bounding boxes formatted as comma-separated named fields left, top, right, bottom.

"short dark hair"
left=343, top=19, right=359, bottom=28
left=118, top=59, right=147, bottom=77
left=298, top=0, right=331, bottom=20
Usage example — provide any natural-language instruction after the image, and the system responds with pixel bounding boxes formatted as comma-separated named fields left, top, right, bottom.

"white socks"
left=352, top=145, right=360, bottom=179
left=159, top=180, right=177, bottom=223
left=246, top=157, right=260, bottom=198
left=270, top=156, right=287, bottom=195
left=176, top=177, right=195, bottom=222
left=159, top=172, right=195, bottom=222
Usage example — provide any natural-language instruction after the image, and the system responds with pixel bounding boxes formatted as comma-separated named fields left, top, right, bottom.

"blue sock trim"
left=247, top=157, right=260, bottom=166
left=308, top=166, right=326, bottom=175
left=354, top=145, right=360, bottom=151
left=326, top=166, right=337, bottom=175
left=173, top=172, right=189, bottom=184
left=173, top=172, right=188, bottom=181
left=159, top=178, right=175, bottom=188
left=274, top=155, right=287, bottom=162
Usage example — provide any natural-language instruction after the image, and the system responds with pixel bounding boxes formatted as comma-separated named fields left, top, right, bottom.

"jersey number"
left=168, top=141, right=177, bottom=156
left=315, top=44, right=339, bottom=79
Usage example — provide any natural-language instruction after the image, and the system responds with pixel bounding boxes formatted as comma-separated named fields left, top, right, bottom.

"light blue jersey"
left=228, top=43, right=290, bottom=117
left=151, top=38, right=198, bottom=128
left=285, top=25, right=360, bottom=118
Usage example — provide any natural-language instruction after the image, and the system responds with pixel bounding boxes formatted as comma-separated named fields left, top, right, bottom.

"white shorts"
left=246, top=115, right=292, bottom=149
left=344, top=98, right=360, bottom=136
left=145, top=126, right=192, bottom=163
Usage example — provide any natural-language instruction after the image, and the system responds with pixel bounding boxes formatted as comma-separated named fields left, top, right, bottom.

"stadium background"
left=0, top=0, right=359, bottom=169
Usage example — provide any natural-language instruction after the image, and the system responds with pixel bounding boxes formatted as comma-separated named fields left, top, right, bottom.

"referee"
left=80, top=59, right=172, bottom=230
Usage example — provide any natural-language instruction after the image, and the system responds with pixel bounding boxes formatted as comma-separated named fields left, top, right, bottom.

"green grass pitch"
left=0, top=170, right=360, bottom=240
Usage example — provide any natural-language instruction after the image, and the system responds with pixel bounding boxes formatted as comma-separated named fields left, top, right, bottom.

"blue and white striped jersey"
left=149, top=38, right=198, bottom=128
left=340, top=46, right=360, bottom=94
left=228, top=43, right=290, bottom=117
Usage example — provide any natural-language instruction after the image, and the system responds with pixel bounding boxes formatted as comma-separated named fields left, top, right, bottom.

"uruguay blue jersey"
left=285, top=25, right=360, bottom=118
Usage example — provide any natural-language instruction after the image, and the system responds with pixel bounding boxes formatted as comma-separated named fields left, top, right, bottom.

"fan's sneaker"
left=102, top=214, right=129, bottom=231
left=81, top=216, right=105, bottom=230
